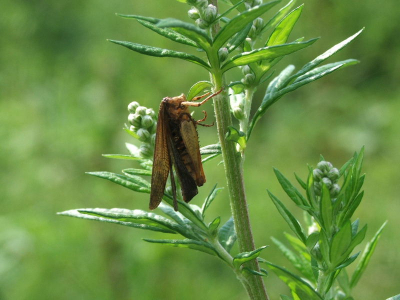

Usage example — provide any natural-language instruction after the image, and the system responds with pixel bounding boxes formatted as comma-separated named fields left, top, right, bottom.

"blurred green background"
left=1, top=0, right=399, bottom=299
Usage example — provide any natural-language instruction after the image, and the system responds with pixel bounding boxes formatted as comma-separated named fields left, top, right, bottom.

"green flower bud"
left=188, top=7, right=200, bottom=20
left=327, top=168, right=339, bottom=182
left=314, top=182, right=322, bottom=196
left=197, top=0, right=208, bottom=9
left=136, top=106, right=147, bottom=116
left=317, top=161, right=333, bottom=173
left=248, top=25, right=257, bottom=39
left=203, top=4, right=217, bottom=23
left=254, top=17, right=264, bottom=31
left=128, top=101, right=139, bottom=113
left=146, top=108, right=156, bottom=118
left=148, top=122, right=157, bottom=134
left=129, top=125, right=136, bottom=132
left=139, top=144, right=152, bottom=158
left=195, top=18, right=208, bottom=29
left=141, top=115, right=154, bottom=129
left=321, top=177, right=332, bottom=189
left=241, top=65, right=252, bottom=75
left=313, top=168, right=323, bottom=181
left=232, top=107, right=245, bottom=120
left=254, top=0, right=262, bottom=6
left=137, top=128, right=150, bottom=142
left=330, top=184, right=341, bottom=197
left=128, top=113, right=142, bottom=127
left=218, top=47, right=229, bottom=62
left=242, top=73, right=256, bottom=85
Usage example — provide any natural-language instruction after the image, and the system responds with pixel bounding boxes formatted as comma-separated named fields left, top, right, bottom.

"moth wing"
left=149, top=102, right=171, bottom=210
left=169, top=135, right=198, bottom=203
left=180, top=119, right=206, bottom=186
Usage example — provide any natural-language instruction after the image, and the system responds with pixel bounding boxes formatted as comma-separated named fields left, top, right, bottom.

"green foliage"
left=267, top=149, right=387, bottom=299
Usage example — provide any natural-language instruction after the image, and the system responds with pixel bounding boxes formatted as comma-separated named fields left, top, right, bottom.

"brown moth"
left=150, top=89, right=222, bottom=211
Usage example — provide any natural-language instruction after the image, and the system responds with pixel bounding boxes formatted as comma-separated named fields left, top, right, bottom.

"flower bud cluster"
left=187, top=1, right=217, bottom=29
left=313, top=161, right=340, bottom=198
left=127, top=101, right=157, bottom=158
left=241, top=65, right=256, bottom=86
left=229, top=88, right=246, bottom=120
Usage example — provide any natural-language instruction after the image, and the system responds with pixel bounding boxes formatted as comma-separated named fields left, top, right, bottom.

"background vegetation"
left=1, top=0, right=399, bottom=299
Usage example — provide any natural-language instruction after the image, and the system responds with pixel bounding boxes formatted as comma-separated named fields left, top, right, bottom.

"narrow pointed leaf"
left=222, top=38, right=317, bottom=72
left=102, top=154, right=141, bottom=160
left=213, top=1, right=281, bottom=50
left=273, top=168, right=308, bottom=207
left=334, top=252, right=360, bottom=271
left=267, top=5, right=303, bottom=46
left=296, top=29, right=363, bottom=77
left=202, top=184, right=224, bottom=216
left=268, top=190, right=306, bottom=243
left=294, top=173, right=307, bottom=190
left=233, top=246, right=268, bottom=269
left=116, top=14, right=159, bottom=24
left=227, top=23, right=252, bottom=52
left=157, top=18, right=211, bottom=50
left=143, top=238, right=217, bottom=256
left=331, top=220, right=352, bottom=264
left=87, top=171, right=151, bottom=193
left=386, top=295, right=400, bottom=300
left=350, top=222, right=386, bottom=288
left=208, top=217, right=221, bottom=235
left=200, top=143, right=222, bottom=155
left=263, top=261, right=323, bottom=300
left=187, top=81, right=213, bottom=101
left=218, top=217, right=237, bottom=253
left=108, top=40, right=210, bottom=69
left=158, top=202, right=187, bottom=227
left=123, top=168, right=152, bottom=176
left=320, top=184, right=333, bottom=232
left=58, top=209, right=177, bottom=233
left=262, top=0, right=298, bottom=33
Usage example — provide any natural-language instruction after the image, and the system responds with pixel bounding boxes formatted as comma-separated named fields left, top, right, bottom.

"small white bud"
left=128, top=101, right=139, bottom=113
left=203, top=4, right=217, bottom=23
left=137, top=128, right=150, bottom=142
left=188, top=7, right=200, bottom=20
left=136, top=106, right=147, bottom=116
left=218, top=47, right=229, bottom=62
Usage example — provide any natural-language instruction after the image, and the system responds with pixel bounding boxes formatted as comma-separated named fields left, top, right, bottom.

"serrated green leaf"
left=331, top=220, right=352, bottom=264
left=263, top=261, right=323, bottom=300
left=58, top=209, right=177, bottom=233
left=202, top=184, right=224, bottom=216
left=213, top=1, right=281, bottom=50
left=157, top=18, right=212, bottom=50
left=123, top=168, right=152, bottom=176
left=233, top=246, right=268, bottom=269
left=273, top=168, right=309, bottom=207
left=187, top=81, right=213, bottom=101
left=350, top=222, right=386, bottom=288
left=143, top=238, right=217, bottom=256
left=267, top=5, right=303, bottom=46
left=268, top=191, right=306, bottom=243
left=108, top=40, right=210, bottom=70
left=222, top=38, right=317, bottom=72
left=218, top=217, right=237, bottom=253
left=86, top=171, right=151, bottom=193
left=226, top=126, right=247, bottom=150
left=295, top=29, right=363, bottom=77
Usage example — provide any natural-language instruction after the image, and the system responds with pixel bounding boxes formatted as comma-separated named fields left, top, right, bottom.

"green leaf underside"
left=263, top=261, right=323, bottom=300
left=108, top=40, right=210, bottom=69
left=268, top=190, right=306, bottom=243
left=218, top=217, right=236, bottom=252
left=102, top=154, right=141, bottom=160
left=386, top=295, right=400, bottom=300
left=222, top=38, right=318, bottom=72
left=87, top=171, right=150, bottom=193
left=187, top=81, right=213, bottom=101
left=200, top=143, right=222, bottom=155
left=262, top=0, right=298, bottom=33
left=202, top=184, right=223, bottom=216
left=267, top=5, right=303, bottom=46
left=143, top=238, right=217, bottom=256
left=248, top=58, right=358, bottom=139
left=227, top=23, right=252, bottom=53
left=156, top=18, right=211, bottom=50
left=123, top=168, right=152, bottom=176
left=214, top=1, right=281, bottom=50
left=233, top=246, right=267, bottom=269
left=350, top=221, right=387, bottom=288
left=136, top=19, right=198, bottom=47
left=274, top=168, right=308, bottom=207
left=58, top=209, right=176, bottom=233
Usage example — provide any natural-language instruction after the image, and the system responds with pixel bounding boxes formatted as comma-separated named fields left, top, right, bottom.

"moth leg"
left=196, top=110, right=214, bottom=127
left=191, top=92, right=211, bottom=102
left=169, top=168, right=178, bottom=211
left=181, top=88, right=223, bottom=107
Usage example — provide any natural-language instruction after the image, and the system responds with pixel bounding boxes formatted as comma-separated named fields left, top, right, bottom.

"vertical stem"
left=208, top=2, right=268, bottom=299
